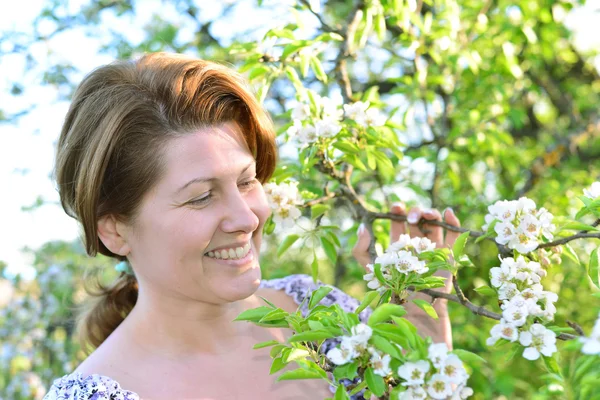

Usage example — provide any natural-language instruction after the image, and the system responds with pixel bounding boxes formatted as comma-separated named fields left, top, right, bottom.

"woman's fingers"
left=421, top=208, right=444, bottom=246
left=443, top=208, right=461, bottom=247
left=352, top=223, right=372, bottom=269
left=390, top=202, right=407, bottom=241
left=406, top=207, right=424, bottom=238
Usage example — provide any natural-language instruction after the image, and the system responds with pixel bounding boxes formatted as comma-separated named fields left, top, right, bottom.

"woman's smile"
left=204, top=242, right=257, bottom=268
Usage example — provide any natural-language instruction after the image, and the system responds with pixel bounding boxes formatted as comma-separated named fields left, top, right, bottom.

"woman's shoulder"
left=259, top=274, right=371, bottom=319
left=44, top=372, right=140, bottom=400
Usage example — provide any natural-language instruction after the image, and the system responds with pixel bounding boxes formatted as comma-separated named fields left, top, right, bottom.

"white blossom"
left=394, top=250, right=429, bottom=275
left=292, top=103, right=310, bottom=120
left=326, top=336, right=358, bottom=365
left=398, top=360, right=430, bottom=386
left=427, top=373, right=453, bottom=399
left=398, top=385, right=428, bottom=400
left=369, top=348, right=392, bottom=376
left=487, top=319, right=519, bottom=345
left=502, top=303, right=529, bottom=327
left=411, top=237, right=437, bottom=254
left=264, top=181, right=303, bottom=228
left=350, top=323, right=373, bottom=346
left=580, top=313, right=600, bottom=355
left=583, top=182, right=600, bottom=200
left=314, top=118, right=342, bottom=138
left=428, top=343, right=449, bottom=368
left=439, top=354, right=469, bottom=384
left=519, top=323, right=557, bottom=360
left=387, top=234, right=412, bottom=252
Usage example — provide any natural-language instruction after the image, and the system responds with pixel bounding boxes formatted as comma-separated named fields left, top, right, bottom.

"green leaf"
left=334, top=383, right=351, bottom=400
left=560, top=221, right=599, bottom=232
left=474, top=285, right=497, bottom=297
left=320, top=236, right=338, bottom=264
left=277, top=234, right=300, bottom=257
left=288, top=330, right=335, bottom=343
left=412, top=299, right=438, bottom=320
left=234, top=306, right=273, bottom=322
left=276, top=368, right=323, bottom=381
left=452, top=231, right=470, bottom=259
left=563, top=244, right=581, bottom=266
left=332, top=140, right=360, bottom=154
left=332, top=361, right=359, bottom=381
left=542, top=355, right=562, bottom=375
left=368, top=303, right=407, bottom=326
left=453, top=349, right=487, bottom=365
left=259, top=308, right=288, bottom=322
left=310, top=55, right=327, bottom=82
left=364, top=367, right=385, bottom=397
left=371, top=334, right=403, bottom=359
left=253, top=340, right=280, bottom=349
left=308, top=286, right=333, bottom=309
left=311, top=253, right=319, bottom=282
left=248, top=65, right=270, bottom=80
left=300, top=51, right=310, bottom=77
left=588, top=248, right=600, bottom=288
left=311, top=204, right=330, bottom=220
left=356, top=291, right=379, bottom=314
left=270, top=357, right=288, bottom=374
left=258, top=296, right=278, bottom=309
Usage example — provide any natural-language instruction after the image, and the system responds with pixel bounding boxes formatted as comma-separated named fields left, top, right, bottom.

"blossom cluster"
left=287, top=95, right=385, bottom=146
left=363, top=234, right=436, bottom=292
left=326, top=326, right=473, bottom=399
left=263, top=181, right=303, bottom=228
left=397, top=343, right=472, bottom=400
left=482, top=197, right=556, bottom=253
left=580, top=312, right=600, bottom=355
left=487, top=256, right=558, bottom=360
left=326, top=323, right=392, bottom=376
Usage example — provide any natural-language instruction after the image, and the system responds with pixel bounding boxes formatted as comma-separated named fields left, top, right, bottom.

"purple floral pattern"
left=44, top=274, right=371, bottom=400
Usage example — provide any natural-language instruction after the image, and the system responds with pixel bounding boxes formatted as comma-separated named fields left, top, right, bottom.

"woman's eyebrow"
left=175, top=161, right=255, bottom=195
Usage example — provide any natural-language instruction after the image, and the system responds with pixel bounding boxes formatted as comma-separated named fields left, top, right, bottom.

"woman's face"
left=125, top=122, right=271, bottom=304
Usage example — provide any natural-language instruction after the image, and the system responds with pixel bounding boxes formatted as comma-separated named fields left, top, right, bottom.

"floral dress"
left=43, top=274, right=372, bottom=400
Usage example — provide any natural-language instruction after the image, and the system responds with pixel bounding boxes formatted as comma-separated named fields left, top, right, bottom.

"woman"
left=44, top=53, right=460, bottom=399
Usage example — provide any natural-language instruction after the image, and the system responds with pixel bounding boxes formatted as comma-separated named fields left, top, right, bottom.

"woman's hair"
left=55, top=53, right=277, bottom=350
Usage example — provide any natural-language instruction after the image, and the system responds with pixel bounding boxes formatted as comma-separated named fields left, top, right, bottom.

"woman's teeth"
left=207, top=243, right=251, bottom=260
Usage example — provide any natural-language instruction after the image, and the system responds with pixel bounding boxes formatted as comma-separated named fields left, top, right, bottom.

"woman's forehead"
left=163, top=123, right=255, bottom=184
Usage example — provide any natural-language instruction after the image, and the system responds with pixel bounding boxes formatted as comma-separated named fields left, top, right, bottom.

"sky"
left=0, top=0, right=599, bottom=280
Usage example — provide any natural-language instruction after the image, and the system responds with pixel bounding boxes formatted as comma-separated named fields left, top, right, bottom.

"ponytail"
left=76, top=272, right=138, bottom=350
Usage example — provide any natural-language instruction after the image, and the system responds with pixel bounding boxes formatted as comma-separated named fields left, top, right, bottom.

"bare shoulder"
left=254, top=287, right=300, bottom=314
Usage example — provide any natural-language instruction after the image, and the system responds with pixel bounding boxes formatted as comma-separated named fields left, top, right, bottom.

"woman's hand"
left=352, top=203, right=461, bottom=348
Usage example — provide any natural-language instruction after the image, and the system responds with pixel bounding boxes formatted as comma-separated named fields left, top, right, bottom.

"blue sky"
left=0, top=0, right=598, bottom=279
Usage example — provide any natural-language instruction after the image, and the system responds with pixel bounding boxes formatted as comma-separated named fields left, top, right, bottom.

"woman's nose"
left=220, top=189, right=260, bottom=234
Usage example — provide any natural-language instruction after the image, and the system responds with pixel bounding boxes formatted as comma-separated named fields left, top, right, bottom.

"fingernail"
left=444, top=207, right=455, bottom=215
left=422, top=208, right=434, bottom=216
left=407, top=211, right=419, bottom=224
left=392, top=202, right=404, bottom=209
left=357, top=223, right=366, bottom=235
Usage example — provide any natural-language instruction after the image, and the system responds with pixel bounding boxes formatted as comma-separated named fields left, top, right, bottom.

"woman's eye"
left=239, top=178, right=258, bottom=190
left=189, top=193, right=212, bottom=206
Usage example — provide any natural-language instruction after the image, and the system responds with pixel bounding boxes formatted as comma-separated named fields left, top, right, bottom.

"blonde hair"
left=55, top=53, right=277, bottom=349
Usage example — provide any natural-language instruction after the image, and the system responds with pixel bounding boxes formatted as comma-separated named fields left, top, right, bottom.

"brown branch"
left=539, top=231, right=600, bottom=249
left=333, top=1, right=364, bottom=103
left=303, top=192, right=337, bottom=207
left=413, top=283, right=577, bottom=341
left=298, top=0, right=340, bottom=34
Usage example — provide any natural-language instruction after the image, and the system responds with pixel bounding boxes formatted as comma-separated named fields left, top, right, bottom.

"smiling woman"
left=44, top=53, right=455, bottom=400
left=44, top=53, right=357, bottom=399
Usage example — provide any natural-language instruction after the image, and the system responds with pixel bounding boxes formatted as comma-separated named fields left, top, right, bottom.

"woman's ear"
left=97, top=215, right=131, bottom=256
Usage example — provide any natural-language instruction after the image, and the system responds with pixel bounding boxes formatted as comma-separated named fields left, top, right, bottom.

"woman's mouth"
left=205, top=242, right=254, bottom=265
